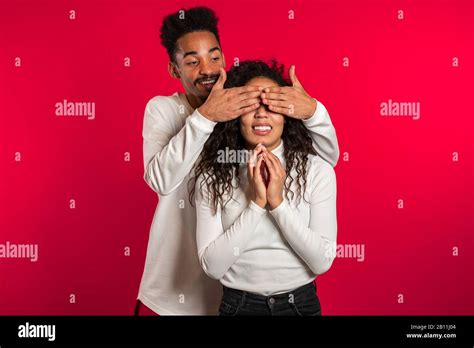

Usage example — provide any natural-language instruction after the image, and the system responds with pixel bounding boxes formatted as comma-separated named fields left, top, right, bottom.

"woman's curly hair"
left=189, top=60, right=317, bottom=214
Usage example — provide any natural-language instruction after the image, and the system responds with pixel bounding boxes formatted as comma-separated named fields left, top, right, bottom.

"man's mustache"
left=195, top=74, right=220, bottom=85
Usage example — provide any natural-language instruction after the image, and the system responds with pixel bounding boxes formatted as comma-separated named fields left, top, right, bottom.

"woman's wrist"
left=268, top=196, right=283, bottom=210
left=253, top=198, right=267, bottom=209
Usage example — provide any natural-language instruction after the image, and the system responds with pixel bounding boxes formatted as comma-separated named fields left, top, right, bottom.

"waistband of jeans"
left=222, top=281, right=316, bottom=301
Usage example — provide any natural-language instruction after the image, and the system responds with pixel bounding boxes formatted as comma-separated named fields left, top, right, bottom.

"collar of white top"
left=270, top=140, right=285, bottom=161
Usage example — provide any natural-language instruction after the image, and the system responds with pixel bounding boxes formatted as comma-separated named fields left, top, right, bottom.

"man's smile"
left=196, top=76, right=218, bottom=91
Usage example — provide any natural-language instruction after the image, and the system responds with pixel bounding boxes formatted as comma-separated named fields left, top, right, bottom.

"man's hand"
left=198, top=68, right=263, bottom=122
left=260, top=65, right=317, bottom=120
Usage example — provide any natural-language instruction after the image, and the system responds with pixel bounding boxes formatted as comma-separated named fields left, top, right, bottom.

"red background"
left=0, top=0, right=473, bottom=315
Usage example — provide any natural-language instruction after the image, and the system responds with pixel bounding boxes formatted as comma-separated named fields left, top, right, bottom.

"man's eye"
left=186, top=61, right=198, bottom=66
left=212, top=57, right=220, bottom=62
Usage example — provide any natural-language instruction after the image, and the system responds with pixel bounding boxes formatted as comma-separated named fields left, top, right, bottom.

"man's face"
left=240, top=77, right=285, bottom=151
left=171, top=31, right=225, bottom=99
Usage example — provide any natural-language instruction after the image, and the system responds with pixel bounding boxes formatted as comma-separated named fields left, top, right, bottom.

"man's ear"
left=168, top=61, right=180, bottom=79
left=222, top=53, right=226, bottom=69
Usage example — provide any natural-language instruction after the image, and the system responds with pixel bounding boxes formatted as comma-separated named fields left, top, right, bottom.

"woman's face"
left=239, top=76, right=285, bottom=151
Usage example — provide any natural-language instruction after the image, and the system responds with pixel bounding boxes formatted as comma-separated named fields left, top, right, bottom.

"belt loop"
left=239, top=291, right=247, bottom=308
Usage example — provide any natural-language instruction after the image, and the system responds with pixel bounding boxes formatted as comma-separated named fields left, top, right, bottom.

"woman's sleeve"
left=269, top=161, right=337, bottom=275
left=195, top=176, right=267, bottom=280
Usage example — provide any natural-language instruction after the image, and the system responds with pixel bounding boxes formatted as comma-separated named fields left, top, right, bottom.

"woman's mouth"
left=252, top=125, right=272, bottom=136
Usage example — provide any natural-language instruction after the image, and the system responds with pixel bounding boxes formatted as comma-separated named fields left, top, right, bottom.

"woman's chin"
left=245, top=136, right=279, bottom=150
left=244, top=140, right=262, bottom=149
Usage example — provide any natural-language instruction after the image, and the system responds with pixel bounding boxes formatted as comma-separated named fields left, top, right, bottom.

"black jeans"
left=219, top=281, right=322, bottom=316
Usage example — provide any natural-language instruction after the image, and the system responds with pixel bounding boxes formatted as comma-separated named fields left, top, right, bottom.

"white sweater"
left=138, top=92, right=339, bottom=314
left=195, top=141, right=337, bottom=295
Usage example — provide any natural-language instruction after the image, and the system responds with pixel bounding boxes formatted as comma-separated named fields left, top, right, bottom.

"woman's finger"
left=264, top=153, right=278, bottom=180
left=265, top=151, right=281, bottom=167
left=266, top=152, right=285, bottom=179
left=248, top=144, right=263, bottom=167
left=254, top=154, right=265, bottom=185
left=247, top=158, right=254, bottom=181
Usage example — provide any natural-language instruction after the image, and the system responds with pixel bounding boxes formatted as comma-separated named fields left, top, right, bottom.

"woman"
left=190, top=60, right=337, bottom=316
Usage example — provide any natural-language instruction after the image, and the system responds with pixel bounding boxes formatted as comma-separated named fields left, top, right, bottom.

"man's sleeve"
left=142, top=97, right=217, bottom=196
left=302, top=100, right=340, bottom=167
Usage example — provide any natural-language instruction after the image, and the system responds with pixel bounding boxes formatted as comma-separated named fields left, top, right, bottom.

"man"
left=137, top=6, right=339, bottom=315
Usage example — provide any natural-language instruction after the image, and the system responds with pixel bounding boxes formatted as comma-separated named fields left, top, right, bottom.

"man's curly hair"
left=160, top=7, right=220, bottom=61
left=189, top=60, right=317, bottom=214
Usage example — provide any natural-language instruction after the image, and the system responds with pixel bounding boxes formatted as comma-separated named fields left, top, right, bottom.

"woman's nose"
left=255, top=104, right=268, bottom=117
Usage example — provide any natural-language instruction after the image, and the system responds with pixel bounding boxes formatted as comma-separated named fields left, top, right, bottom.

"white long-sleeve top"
left=138, top=92, right=339, bottom=314
left=195, top=141, right=337, bottom=295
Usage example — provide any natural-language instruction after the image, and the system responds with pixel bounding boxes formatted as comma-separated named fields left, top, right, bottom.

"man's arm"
left=302, top=99, right=340, bottom=167
left=143, top=98, right=216, bottom=196
left=260, top=65, right=340, bottom=167
left=143, top=69, right=262, bottom=196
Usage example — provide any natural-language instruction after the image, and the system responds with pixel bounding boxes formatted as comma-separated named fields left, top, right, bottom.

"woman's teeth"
left=253, top=126, right=272, bottom=131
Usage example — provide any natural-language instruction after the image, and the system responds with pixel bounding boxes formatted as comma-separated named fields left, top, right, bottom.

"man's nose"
left=199, top=60, right=213, bottom=76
